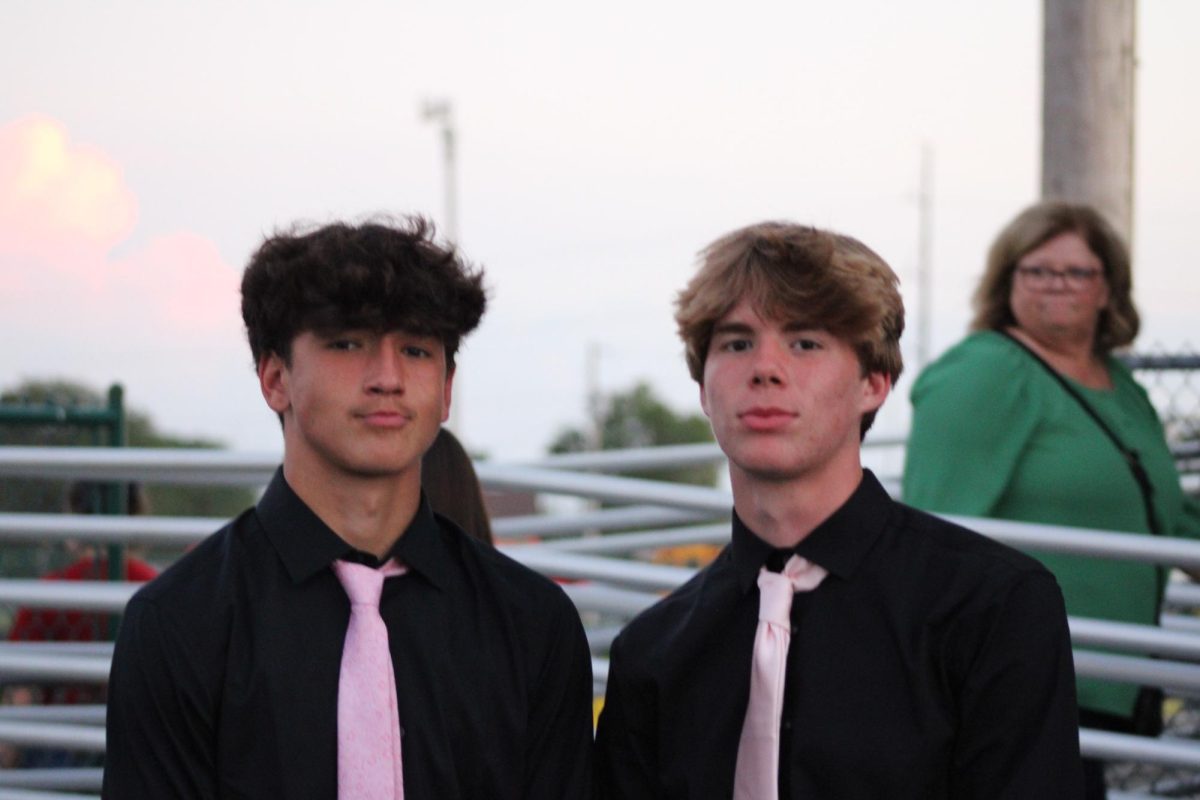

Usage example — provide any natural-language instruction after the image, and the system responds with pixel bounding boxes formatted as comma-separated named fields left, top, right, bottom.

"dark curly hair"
left=241, top=215, right=487, bottom=369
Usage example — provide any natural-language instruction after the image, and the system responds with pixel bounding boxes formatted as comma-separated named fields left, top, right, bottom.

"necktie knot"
left=756, top=555, right=827, bottom=626
left=333, top=558, right=407, bottom=607
left=780, top=553, right=827, bottom=592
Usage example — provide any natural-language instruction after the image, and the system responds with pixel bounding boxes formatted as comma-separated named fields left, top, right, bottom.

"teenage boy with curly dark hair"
left=105, top=217, right=594, bottom=799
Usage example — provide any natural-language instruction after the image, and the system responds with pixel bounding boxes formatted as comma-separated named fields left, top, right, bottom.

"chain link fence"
left=1112, top=346, right=1200, bottom=797
left=1124, top=346, right=1200, bottom=469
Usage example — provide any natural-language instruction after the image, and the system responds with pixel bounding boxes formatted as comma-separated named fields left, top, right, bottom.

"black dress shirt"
left=595, top=470, right=1082, bottom=799
left=104, top=469, right=594, bottom=799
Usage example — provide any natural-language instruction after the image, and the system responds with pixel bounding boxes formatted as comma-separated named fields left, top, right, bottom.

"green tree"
left=548, top=382, right=717, bottom=486
left=0, top=379, right=254, bottom=518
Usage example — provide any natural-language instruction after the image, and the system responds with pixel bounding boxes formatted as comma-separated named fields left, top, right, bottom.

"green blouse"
left=903, top=331, right=1200, bottom=718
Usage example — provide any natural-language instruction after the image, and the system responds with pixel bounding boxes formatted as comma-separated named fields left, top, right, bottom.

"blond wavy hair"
left=675, top=221, right=904, bottom=437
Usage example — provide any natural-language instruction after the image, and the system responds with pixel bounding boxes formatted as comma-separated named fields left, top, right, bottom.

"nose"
left=750, top=337, right=786, bottom=387
left=365, top=338, right=405, bottom=395
left=1044, top=269, right=1072, bottom=289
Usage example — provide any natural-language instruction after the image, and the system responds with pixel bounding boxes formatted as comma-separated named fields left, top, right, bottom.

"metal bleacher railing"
left=0, top=420, right=1197, bottom=796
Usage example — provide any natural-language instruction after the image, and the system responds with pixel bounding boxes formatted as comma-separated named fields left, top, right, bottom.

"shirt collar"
left=730, top=469, right=893, bottom=593
left=256, top=468, right=449, bottom=590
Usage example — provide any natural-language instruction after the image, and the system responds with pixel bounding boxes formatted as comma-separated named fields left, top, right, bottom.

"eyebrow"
left=712, top=321, right=755, bottom=336
left=712, top=320, right=822, bottom=336
left=310, top=327, right=367, bottom=339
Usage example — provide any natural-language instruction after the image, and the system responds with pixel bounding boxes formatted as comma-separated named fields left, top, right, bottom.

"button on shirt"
left=595, top=471, right=1082, bottom=799
left=104, top=469, right=595, bottom=799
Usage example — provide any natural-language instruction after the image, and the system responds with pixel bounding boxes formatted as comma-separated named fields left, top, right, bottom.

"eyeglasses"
left=1014, top=264, right=1103, bottom=289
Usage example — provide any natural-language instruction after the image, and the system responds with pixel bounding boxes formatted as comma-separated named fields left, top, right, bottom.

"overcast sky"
left=2, top=1, right=1197, bottom=460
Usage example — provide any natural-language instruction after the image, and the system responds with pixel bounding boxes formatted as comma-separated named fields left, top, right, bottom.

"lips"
left=738, top=407, right=797, bottom=432
left=356, top=409, right=414, bottom=428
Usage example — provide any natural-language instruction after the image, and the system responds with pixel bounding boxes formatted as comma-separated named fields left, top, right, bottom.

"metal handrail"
left=0, top=789, right=100, bottom=800
left=0, top=769, right=102, bottom=792
left=1082, top=728, right=1200, bottom=768
left=0, top=707, right=105, bottom=725
left=493, top=506, right=717, bottom=539
left=2, top=508, right=1199, bottom=567
left=0, top=651, right=111, bottom=683
left=0, top=447, right=277, bottom=486
left=0, top=721, right=104, bottom=753
left=2, top=442, right=1200, bottom=776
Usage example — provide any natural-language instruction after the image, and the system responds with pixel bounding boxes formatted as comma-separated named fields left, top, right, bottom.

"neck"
left=282, top=456, right=421, bottom=560
left=1005, top=326, right=1110, bottom=389
left=730, top=461, right=863, bottom=549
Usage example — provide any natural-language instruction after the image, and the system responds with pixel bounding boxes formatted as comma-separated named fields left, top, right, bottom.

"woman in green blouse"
left=903, top=201, right=1200, bottom=800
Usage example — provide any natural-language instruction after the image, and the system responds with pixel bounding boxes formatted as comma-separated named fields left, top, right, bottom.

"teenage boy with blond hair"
left=595, top=222, right=1082, bottom=799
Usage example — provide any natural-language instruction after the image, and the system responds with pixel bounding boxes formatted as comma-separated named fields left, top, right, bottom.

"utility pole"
left=420, top=99, right=458, bottom=244
left=915, top=143, right=934, bottom=370
left=421, top=99, right=462, bottom=431
left=1042, top=0, right=1137, bottom=242
left=586, top=343, right=603, bottom=451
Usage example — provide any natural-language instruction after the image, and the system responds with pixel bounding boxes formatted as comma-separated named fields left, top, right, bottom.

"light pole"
left=420, top=99, right=462, bottom=432
left=420, top=98, right=458, bottom=244
left=915, top=143, right=934, bottom=370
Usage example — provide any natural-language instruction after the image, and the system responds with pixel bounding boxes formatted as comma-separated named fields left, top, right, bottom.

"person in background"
left=904, top=201, right=1200, bottom=799
left=9, top=482, right=158, bottom=647
left=596, top=220, right=1082, bottom=799
left=3, top=482, right=156, bottom=768
left=104, top=216, right=594, bottom=799
left=421, top=426, right=494, bottom=545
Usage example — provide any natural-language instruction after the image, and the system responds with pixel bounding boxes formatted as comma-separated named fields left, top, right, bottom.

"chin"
left=731, top=454, right=810, bottom=483
left=332, top=451, right=421, bottom=480
left=749, top=466, right=809, bottom=483
left=343, top=466, right=418, bottom=483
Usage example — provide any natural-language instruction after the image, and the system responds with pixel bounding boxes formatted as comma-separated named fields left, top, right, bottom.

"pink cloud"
left=0, top=114, right=138, bottom=270
left=0, top=114, right=242, bottom=343
left=110, top=232, right=242, bottom=335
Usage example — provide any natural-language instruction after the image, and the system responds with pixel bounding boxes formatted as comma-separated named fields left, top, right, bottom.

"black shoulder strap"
left=999, top=330, right=1161, bottom=534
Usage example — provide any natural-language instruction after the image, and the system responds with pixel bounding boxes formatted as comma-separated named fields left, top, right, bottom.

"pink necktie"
left=333, top=558, right=408, bottom=800
left=733, top=554, right=828, bottom=800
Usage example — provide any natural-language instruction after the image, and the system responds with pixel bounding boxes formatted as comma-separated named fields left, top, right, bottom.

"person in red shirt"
left=8, top=482, right=158, bottom=645
left=3, top=482, right=158, bottom=767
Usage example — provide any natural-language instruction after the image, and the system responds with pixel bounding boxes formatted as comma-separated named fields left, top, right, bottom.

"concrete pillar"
left=1042, top=0, right=1137, bottom=242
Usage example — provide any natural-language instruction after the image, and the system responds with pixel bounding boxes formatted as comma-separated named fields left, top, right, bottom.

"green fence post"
left=105, top=384, right=127, bottom=640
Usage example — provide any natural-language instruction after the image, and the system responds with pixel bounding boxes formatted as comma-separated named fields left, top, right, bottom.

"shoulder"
left=439, top=517, right=582, bottom=621
left=888, top=505, right=1072, bottom=684
left=125, top=507, right=259, bottom=627
left=1107, top=355, right=1159, bottom=414
left=918, top=330, right=1017, bottom=375
left=906, top=332, right=1045, bottom=456
left=437, top=524, right=594, bottom=690
left=609, top=552, right=730, bottom=673
left=889, top=502, right=1060, bottom=598
left=908, top=332, right=1050, bottom=443
left=912, top=331, right=1035, bottom=399
left=112, top=509, right=267, bottom=700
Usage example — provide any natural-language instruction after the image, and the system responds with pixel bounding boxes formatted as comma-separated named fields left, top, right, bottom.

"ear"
left=258, top=353, right=292, bottom=416
left=698, top=381, right=711, bottom=418
left=859, top=371, right=891, bottom=416
left=441, top=365, right=455, bottom=424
